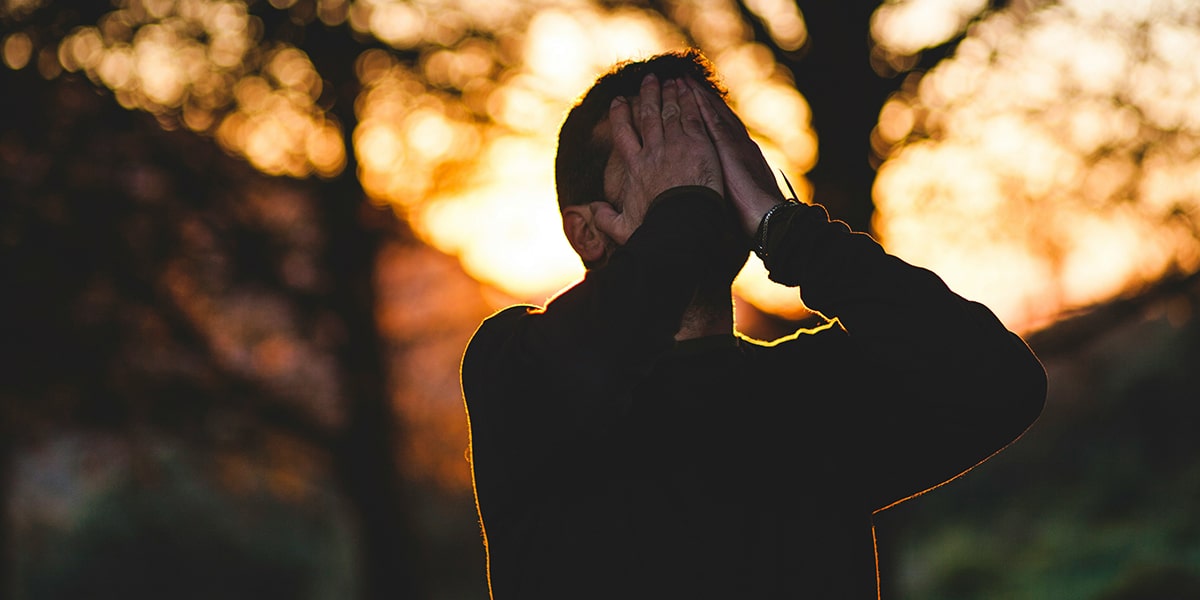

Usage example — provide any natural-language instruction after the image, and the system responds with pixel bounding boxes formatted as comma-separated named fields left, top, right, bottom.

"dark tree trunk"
left=319, top=178, right=423, bottom=600
left=297, top=19, right=424, bottom=600
left=787, top=1, right=897, bottom=235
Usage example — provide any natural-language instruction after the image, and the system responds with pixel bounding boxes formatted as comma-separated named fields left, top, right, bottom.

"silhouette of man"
left=461, top=49, right=1046, bottom=599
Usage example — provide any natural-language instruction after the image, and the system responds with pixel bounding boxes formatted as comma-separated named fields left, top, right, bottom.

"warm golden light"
left=871, top=0, right=988, bottom=56
left=359, top=2, right=822, bottom=317
left=45, top=0, right=1195, bottom=335
left=733, top=256, right=810, bottom=319
left=356, top=2, right=683, bottom=300
left=3, top=32, right=33, bottom=70
left=56, top=0, right=342, bottom=177
left=366, top=1, right=424, bottom=48
left=418, top=135, right=582, bottom=301
left=872, top=0, right=1200, bottom=332
left=354, top=53, right=483, bottom=211
left=39, top=0, right=823, bottom=320
left=743, top=0, right=807, bottom=51
left=877, top=98, right=915, bottom=145
left=0, top=0, right=43, bottom=19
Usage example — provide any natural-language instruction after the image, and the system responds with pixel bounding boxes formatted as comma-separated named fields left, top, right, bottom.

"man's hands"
left=590, top=74, right=724, bottom=245
left=684, top=77, right=787, bottom=239
left=585, top=73, right=786, bottom=248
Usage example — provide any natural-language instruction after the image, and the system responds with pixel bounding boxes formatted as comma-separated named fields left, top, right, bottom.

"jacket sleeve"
left=760, top=201, right=1047, bottom=512
left=461, top=186, right=744, bottom=487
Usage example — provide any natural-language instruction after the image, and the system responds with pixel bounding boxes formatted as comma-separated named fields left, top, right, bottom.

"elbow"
left=1026, top=352, right=1049, bottom=424
left=1001, top=338, right=1048, bottom=435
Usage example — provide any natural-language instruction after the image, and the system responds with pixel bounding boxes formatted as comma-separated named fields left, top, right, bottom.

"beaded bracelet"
left=753, top=201, right=792, bottom=260
left=753, top=170, right=802, bottom=260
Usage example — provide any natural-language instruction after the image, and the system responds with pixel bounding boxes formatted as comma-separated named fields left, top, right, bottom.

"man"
left=461, top=49, right=1046, bottom=599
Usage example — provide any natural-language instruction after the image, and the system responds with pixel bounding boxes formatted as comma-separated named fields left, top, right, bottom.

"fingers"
left=686, top=78, right=750, bottom=143
left=675, top=78, right=706, bottom=138
left=687, top=77, right=729, bottom=143
left=688, top=78, right=721, bottom=138
left=613, top=76, right=710, bottom=156
left=609, top=96, right=641, bottom=160
left=637, top=73, right=664, bottom=147
left=660, top=78, right=681, bottom=127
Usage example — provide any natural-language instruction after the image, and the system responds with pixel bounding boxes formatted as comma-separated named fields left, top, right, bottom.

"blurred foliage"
left=0, top=51, right=429, bottom=599
left=13, top=434, right=358, bottom=600
left=875, top=277, right=1200, bottom=599
left=873, top=0, right=1200, bottom=330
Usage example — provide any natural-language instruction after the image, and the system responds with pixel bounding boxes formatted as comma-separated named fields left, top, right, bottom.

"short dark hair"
left=554, top=48, right=728, bottom=210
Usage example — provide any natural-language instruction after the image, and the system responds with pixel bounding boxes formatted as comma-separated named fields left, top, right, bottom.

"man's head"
left=556, top=49, right=727, bottom=210
left=554, top=49, right=729, bottom=267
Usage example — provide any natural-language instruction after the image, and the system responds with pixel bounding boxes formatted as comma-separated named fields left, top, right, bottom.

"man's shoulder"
left=462, top=304, right=539, bottom=375
left=470, top=304, right=538, bottom=344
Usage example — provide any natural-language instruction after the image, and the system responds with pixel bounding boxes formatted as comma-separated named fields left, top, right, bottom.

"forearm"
left=759, top=202, right=1046, bottom=508
left=762, top=202, right=1046, bottom=409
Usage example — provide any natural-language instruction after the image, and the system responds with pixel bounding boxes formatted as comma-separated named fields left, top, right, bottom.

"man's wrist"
left=752, top=199, right=795, bottom=260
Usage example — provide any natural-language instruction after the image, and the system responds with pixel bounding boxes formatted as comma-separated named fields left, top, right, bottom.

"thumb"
left=589, top=201, right=628, bottom=244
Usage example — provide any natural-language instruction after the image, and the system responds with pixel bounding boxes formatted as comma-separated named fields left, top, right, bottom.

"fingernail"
left=643, top=73, right=657, bottom=84
left=611, top=97, right=624, bottom=107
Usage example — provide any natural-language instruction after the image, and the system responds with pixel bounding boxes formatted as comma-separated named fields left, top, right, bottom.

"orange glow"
left=419, top=134, right=582, bottom=300
left=871, top=0, right=988, bottom=56
left=369, top=5, right=822, bottom=315
left=56, top=0, right=342, bottom=178
left=354, top=53, right=483, bottom=211
left=877, top=98, right=915, bottom=145
left=743, top=0, right=807, bottom=51
left=366, top=2, right=424, bottom=48
left=39, top=0, right=1197, bottom=336
left=357, top=4, right=696, bottom=300
left=0, top=0, right=43, bottom=19
left=872, top=0, right=1200, bottom=332
left=3, top=32, right=33, bottom=69
left=43, top=0, right=823, bottom=321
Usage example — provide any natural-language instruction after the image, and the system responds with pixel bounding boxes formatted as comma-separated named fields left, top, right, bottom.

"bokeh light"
left=2, top=31, right=33, bottom=69
left=872, top=0, right=989, bottom=57
left=29, top=0, right=821, bottom=321
left=872, top=0, right=1200, bottom=332
left=348, top=0, right=818, bottom=318
left=55, top=0, right=343, bottom=178
left=24, top=0, right=1198, bottom=335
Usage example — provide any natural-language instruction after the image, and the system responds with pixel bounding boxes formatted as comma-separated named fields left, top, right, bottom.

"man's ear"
left=562, top=205, right=608, bottom=264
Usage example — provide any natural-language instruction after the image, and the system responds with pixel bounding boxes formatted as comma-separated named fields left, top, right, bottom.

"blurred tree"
left=750, top=0, right=895, bottom=233
left=0, top=29, right=421, bottom=600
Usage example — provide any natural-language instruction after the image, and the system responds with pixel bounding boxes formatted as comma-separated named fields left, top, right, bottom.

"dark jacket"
left=461, top=187, right=1047, bottom=599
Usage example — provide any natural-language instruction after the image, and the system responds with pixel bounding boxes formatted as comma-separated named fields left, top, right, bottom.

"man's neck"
left=674, top=288, right=735, bottom=341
